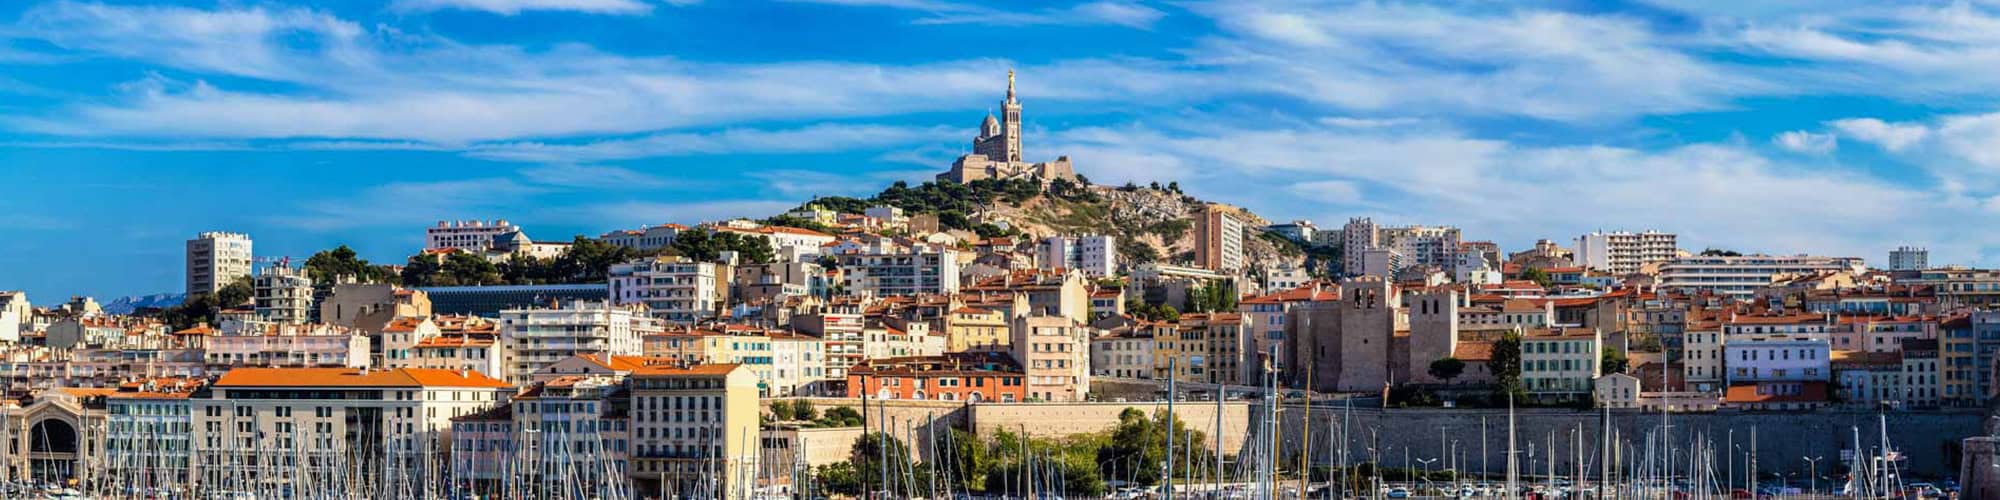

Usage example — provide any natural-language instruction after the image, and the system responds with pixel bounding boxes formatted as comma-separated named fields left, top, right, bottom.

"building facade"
left=186, top=231, right=254, bottom=297
left=1573, top=230, right=1678, bottom=275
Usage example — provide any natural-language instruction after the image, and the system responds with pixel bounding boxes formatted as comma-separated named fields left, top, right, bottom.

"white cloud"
left=1050, top=121, right=1994, bottom=264
left=389, top=0, right=664, bottom=16
left=518, top=165, right=668, bottom=189
left=266, top=178, right=541, bottom=230
left=1181, top=2, right=1770, bottom=122
left=788, top=0, right=1165, bottom=29
left=543, top=200, right=797, bottom=229
left=1318, top=116, right=1422, bottom=129
left=1829, top=118, right=1930, bottom=152
left=1286, top=180, right=1362, bottom=204
left=1939, top=113, right=2000, bottom=171
left=1772, top=130, right=1837, bottom=154
left=468, top=124, right=958, bottom=162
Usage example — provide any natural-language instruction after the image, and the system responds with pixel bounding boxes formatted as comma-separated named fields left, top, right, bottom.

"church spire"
left=1006, top=69, right=1016, bottom=104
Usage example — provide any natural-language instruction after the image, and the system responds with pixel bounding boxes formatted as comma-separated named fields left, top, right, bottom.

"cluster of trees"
left=1126, top=298, right=1180, bottom=322
left=145, top=275, right=253, bottom=330
left=810, top=408, right=1206, bottom=498
left=401, top=236, right=649, bottom=287
left=799, top=178, right=1059, bottom=237
left=1518, top=266, right=1554, bottom=287
left=1180, top=280, right=1238, bottom=314
left=768, top=400, right=864, bottom=428
left=398, top=232, right=778, bottom=288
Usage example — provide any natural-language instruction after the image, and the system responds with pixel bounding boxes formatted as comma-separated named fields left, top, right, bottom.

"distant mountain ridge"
left=103, top=293, right=185, bottom=315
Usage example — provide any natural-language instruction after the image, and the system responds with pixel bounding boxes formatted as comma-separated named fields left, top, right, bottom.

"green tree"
left=815, top=406, right=863, bottom=427
left=1490, top=331, right=1526, bottom=401
left=852, top=432, right=919, bottom=496
left=1601, top=347, right=1630, bottom=374
left=1521, top=266, right=1553, bottom=287
left=942, top=428, right=990, bottom=492
left=814, top=462, right=863, bottom=495
left=768, top=400, right=795, bottom=421
left=792, top=399, right=818, bottom=422
left=303, top=245, right=395, bottom=284
left=1093, top=407, right=1206, bottom=487
left=1428, top=357, right=1466, bottom=384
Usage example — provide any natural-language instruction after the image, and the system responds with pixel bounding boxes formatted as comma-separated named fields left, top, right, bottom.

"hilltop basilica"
left=937, top=71, right=1079, bottom=184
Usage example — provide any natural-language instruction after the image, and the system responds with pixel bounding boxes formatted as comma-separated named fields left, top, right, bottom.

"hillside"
left=784, top=178, right=1306, bottom=275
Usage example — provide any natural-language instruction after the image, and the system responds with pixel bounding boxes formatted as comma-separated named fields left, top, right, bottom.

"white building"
left=1724, top=334, right=1831, bottom=384
left=499, top=300, right=660, bottom=386
left=1342, top=218, right=1460, bottom=276
left=427, top=219, right=529, bottom=252
left=1037, top=235, right=1118, bottom=277
left=194, top=367, right=515, bottom=494
left=837, top=250, right=961, bottom=296
left=186, top=231, right=253, bottom=296
left=1089, top=330, right=1154, bottom=379
left=1263, top=263, right=1311, bottom=292
left=1359, top=248, right=1404, bottom=278
left=204, top=325, right=371, bottom=368
left=1889, top=246, right=1929, bottom=271
left=1265, top=220, right=1316, bottom=243
left=609, top=257, right=721, bottom=325
left=253, top=264, right=315, bottom=325
left=600, top=223, right=687, bottom=251
left=1573, top=230, right=1678, bottom=275
left=1657, top=255, right=1867, bottom=297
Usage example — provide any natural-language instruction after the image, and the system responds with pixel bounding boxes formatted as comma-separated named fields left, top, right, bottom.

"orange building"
left=845, top=351, right=1026, bottom=403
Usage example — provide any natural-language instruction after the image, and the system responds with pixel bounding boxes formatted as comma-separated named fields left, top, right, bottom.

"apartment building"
left=845, top=351, right=1026, bottom=402
left=1573, top=230, right=1678, bottom=275
left=1889, top=246, right=1929, bottom=272
left=1090, top=328, right=1154, bottom=379
left=610, top=256, right=723, bottom=325
left=192, top=367, right=515, bottom=493
left=1519, top=327, right=1603, bottom=400
left=499, top=300, right=661, bottom=386
left=1342, top=218, right=1461, bottom=276
left=103, top=378, right=204, bottom=489
left=600, top=223, right=687, bottom=251
left=1724, top=334, right=1831, bottom=385
left=253, top=264, right=315, bottom=325
left=1657, top=255, right=1866, bottom=297
left=1013, top=315, right=1091, bottom=402
left=1037, top=235, right=1118, bottom=277
left=427, top=219, right=528, bottom=252
left=493, top=375, right=631, bottom=497
left=836, top=249, right=961, bottom=296
left=628, top=364, right=761, bottom=500
left=186, top=231, right=254, bottom=296
left=1193, top=208, right=1245, bottom=273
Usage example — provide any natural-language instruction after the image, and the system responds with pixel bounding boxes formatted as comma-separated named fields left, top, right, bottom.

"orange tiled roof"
left=216, top=367, right=511, bottom=388
left=630, top=363, right=741, bottom=376
left=1724, top=382, right=1828, bottom=403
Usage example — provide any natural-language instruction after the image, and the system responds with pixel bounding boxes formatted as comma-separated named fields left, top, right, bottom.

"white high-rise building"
left=1573, top=230, right=1679, bottom=275
left=609, top=256, right=721, bottom=325
left=1890, top=246, right=1929, bottom=271
left=1037, top=235, right=1118, bottom=277
left=498, top=300, right=661, bottom=386
left=426, top=219, right=527, bottom=252
left=253, top=264, right=314, bottom=325
left=1343, top=218, right=1460, bottom=276
left=186, top=231, right=253, bottom=296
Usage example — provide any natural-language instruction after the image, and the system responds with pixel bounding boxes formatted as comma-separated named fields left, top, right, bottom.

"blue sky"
left=5, top=0, right=2000, bottom=300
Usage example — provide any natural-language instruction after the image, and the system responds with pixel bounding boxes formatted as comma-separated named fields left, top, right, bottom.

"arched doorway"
left=28, top=418, right=79, bottom=487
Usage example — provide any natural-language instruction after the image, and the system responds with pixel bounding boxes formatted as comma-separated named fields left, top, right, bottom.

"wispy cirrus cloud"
left=1772, top=130, right=1836, bottom=155
left=468, top=124, right=959, bottom=163
left=787, top=0, right=1165, bottom=29
left=388, top=0, right=689, bottom=16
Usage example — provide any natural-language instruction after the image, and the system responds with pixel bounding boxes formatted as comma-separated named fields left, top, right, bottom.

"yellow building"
left=944, top=306, right=1009, bottom=352
left=630, top=364, right=761, bottom=499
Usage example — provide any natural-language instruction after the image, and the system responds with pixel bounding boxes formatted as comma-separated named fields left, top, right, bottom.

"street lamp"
left=1803, top=456, right=1823, bottom=495
left=1416, top=458, right=1438, bottom=495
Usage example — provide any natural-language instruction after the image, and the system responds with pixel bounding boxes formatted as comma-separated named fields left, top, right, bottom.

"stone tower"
left=1407, top=287, right=1461, bottom=384
left=973, top=70, right=1023, bottom=163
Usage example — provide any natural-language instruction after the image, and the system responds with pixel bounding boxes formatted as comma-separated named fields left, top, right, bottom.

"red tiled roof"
left=216, top=367, right=512, bottom=388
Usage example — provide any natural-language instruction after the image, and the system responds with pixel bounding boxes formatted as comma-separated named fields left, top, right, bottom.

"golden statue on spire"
left=1007, top=69, right=1016, bottom=102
